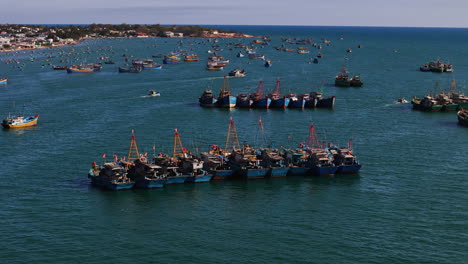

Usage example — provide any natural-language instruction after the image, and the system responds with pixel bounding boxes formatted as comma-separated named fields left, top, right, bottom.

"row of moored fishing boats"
left=199, top=78, right=335, bottom=109
left=88, top=120, right=361, bottom=191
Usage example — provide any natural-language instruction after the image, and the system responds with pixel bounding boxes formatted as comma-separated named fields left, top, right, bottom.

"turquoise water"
left=1, top=26, right=467, bottom=263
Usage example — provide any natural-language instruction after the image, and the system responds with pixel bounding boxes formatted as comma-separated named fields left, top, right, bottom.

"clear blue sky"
left=2, top=0, right=468, bottom=27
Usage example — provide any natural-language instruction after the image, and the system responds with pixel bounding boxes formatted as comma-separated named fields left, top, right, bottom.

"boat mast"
left=257, top=80, right=265, bottom=97
left=306, top=124, right=322, bottom=150
left=273, top=79, right=281, bottom=95
left=173, top=128, right=186, bottom=158
left=127, top=129, right=140, bottom=161
left=254, top=118, right=269, bottom=149
left=225, top=116, right=241, bottom=151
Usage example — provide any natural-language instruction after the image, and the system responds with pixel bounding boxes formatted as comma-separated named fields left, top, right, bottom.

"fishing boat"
left=335, top=66, right=351, bottom=87
left=284, top=149, right=311, bottom=176
left=250, top=80, right=271, bottom=109
left=419, top=64, right=430, bottom=72
left=260, top=149, right=289, bottom=177
left=313, top=58, right=319, bottom=64
left=104, top=60, right=115, bottom=64
left=311, top=91, right=336, bottom=108
left=0, top=77, right=7, bottom=84
left=448, top=79, right=468, bottom=109
left=268, top=80, right=290, bottom=109
left=128, top=159, right=167, bottom=188
left=444, top=64, right=453, bottom=72
left=329, top=141, right=362, bottom=174
left=201, top=150, right=233, bottom=180
left=88, top=162, right=135, bottom=191
left=179, top=158, right=213, bottom=183
left=118, top=66, right=142, bottom=73
left=229, top=147, right=269, bottom=179
left=52, top=65, right=68, bottom=70
left=346, top=48, right=352, bottom=53
left=264, top=60, right=272, bottom=67
left=199, top=89, right=218, bottom=107
left=2, top=114, right=39, bottom=128
left=350, top=75, right=363, bottom=87
left=411, top=95, right=443, bottom=111
left=429, top=60, right=445, bottom=73
left=236, top=51, right=245, bottom=57
left=148, top=90, right=160, bottom=97
left=228, top=69, right=246, bottom=77
left=206, top=64, right=224, bottom=71
left=216, top=77, right=236, bottom=108
left=457, top=108, right=468, bottom=127
left=288, top=94, right=309, bottom=109
left=304, top=125, right=338, bottom=176
left=236, top=93, right=253, bottom=108
left=67, top=64, right=94, bottom=73
left=184, top=54, right=199, bottom=62
left=163, top=55, right=181, bottom=64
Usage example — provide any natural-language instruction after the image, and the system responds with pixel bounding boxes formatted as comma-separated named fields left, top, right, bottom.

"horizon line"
left=2, top=23, right=468, bottom=29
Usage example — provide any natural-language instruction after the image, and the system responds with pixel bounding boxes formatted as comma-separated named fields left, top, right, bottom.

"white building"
left=0, top=37, right=11, bottom=45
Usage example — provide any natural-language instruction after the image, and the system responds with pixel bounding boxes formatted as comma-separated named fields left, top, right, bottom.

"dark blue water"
left=0, top=26, right=467, bottom=264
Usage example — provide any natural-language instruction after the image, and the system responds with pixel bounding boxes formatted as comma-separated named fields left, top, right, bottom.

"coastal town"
left=0, top=24, right=254, bottom=52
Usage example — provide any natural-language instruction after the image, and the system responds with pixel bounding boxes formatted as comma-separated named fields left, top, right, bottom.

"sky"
left=2, top=0, right=468, bottom=28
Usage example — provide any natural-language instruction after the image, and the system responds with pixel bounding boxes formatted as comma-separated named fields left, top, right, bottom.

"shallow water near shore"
left=0, top=26, right=467, bottom=264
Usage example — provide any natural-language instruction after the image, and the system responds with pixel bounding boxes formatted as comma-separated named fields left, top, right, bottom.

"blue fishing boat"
left=308, top=152, right=339, bottom=176
left=0, top=77, right=8, bottom=84
left=216, top=76, right=236, bottom=108
left=201, top=151, right=233, bottom=180
left=236, top=93, right=253, bottom=108
left=330, top=142, right=362, bottom=174
left=269, top=80, right=289, bottom=109
left=260, top=150, right=289, bottom=177
left=250, top=81, right=271, bottom=109
left=179, top=158, right=213, bottom=183
left=288, top=94, right=309, bottom=109
left=199, top=90, right=218, bottom=107
left=284, top=150, right=311, bottom=176
left=88, top=162, right=135, bottom=190
left=165, top=167, right=187, bottom=184
left=128, top=160, right=167, bottom=189
left=230, top=147, right=269, bottom=179
left=311, top=91, right=335, bottom=108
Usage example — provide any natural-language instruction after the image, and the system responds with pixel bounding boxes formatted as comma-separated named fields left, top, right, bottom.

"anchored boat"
left=2, top=114, right=39, bottom=128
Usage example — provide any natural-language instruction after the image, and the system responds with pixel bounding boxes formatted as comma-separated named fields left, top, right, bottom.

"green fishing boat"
left=334, top=66, right=351, bottom=87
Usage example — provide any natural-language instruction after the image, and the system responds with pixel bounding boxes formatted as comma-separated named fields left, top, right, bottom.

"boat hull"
left=251, top=98, right=271, bottom=109
left=135, top=178, right=166, bottom=188
left=210, top=170, right=234, bottom=180
left=2, top=116, right=39, bottom=128
left=335, top=79, right=351, bottom=87
left=287, top=166, right=311, bottom=176
left=268, top=167, right=290, bottom=177
left=236, top=99, right=253, bottom=108
left=270, top=98, right=290, bottom=109
left=316, top=96, right=336, bottom=108
left=199, top=97, right=218, bottom=107
left=166, top=176, right=188, bottom=184
left=288, top=99, right=306, bottom=109
left=217, top=95, right=236, bottom=108
left=185, top=174, right=213, bottom=183
left=310, top=166, right=339, bottom=176
left=337, top=164, right=362, bottom=174
left=0, top=78, right=7, bottom=84
left=237, top=168, right=269, bottom=179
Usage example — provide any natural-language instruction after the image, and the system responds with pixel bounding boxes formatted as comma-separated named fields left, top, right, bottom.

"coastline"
left=0, top=34, right=258, bottom=54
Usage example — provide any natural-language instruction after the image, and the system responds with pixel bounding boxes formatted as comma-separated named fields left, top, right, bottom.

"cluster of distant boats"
left=88, top=120, right=361, bottom=191
left=419, top=59, right=453, bottom=73
left=199, top=78, right=335, bottom=109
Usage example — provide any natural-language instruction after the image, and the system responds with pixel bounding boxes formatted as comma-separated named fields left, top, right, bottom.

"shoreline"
left=0, top=34, right=259, bottom=54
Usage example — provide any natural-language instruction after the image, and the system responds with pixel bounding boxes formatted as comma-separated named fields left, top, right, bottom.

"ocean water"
left=0, top=26, right=467, bottom=264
